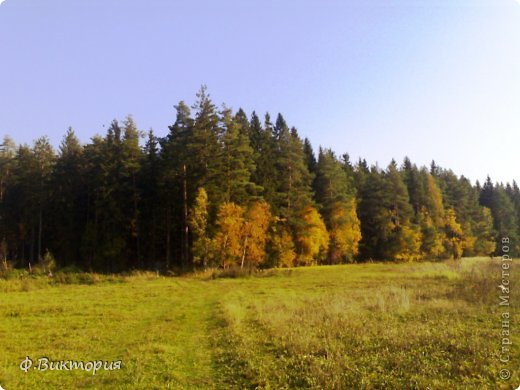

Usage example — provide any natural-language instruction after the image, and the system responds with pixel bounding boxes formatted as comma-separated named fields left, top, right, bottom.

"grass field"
left=0, top=257, right=518, bottom=389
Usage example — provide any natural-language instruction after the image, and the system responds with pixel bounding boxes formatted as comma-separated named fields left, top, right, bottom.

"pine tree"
left=49, top=128, right=85, bottom=267
left=0, top=136, right=16, bottom=263
left=383, top=161, right=420, bottom=261
left=122, top=116, right=143, bottom=268
left=303, top=138, right=317, bottom=174
left=220, top=107, right=257, bottom=204
left=480, top=178, right=519, bottom=255
left=401, top=163, right=446, bottom=259
left=358, top=162, right=420, bottom=261
left=160, top=100, right=194, bottom=269
left=249, top=112, right=277, bottom=205
left=357, top=166, right=387, bottom=260
left=140, top=130, right=161, bottom=268
left=32, top=137, right=55, bottom=263
left=3, top=91, right=519, bottom=271
left=472, top=206, right=496, bottom=256
left=188, top=86, right=222, bottom=204
left=314, top=148, right=360, bottom=263
left=273, top=117, right=313, bottom=222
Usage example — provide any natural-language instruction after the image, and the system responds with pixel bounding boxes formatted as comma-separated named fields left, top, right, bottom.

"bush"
left=0, top=267, right=28, bottom=280
left=211, top=266, right=254, bottom=279
left=53, top=272, right=101, bottom=285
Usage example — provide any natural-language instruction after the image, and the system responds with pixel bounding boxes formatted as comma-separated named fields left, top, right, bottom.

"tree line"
left=0, top=87, right=518, bottom=272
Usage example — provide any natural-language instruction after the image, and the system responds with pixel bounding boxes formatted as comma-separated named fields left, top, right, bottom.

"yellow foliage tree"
left=269, top=220, right=297, bottom=267
left=417, top=208, right=445, bottom=259
left=461, top=221, right=476, bottom=255
left=394, top=224, right=423, bottom=262
left=189, top=187, right=211, bottom=268
left=425, top=174, right=445, bottom=226
left=473, top=206, right=496, bottom=256
left=241, top=201, right=272, bottom=268
left=328, top=199, right=361, bottom=263
left=213, top=202, right=244, bottom=268
left=443, top=208, right=464, bottom=259
left=295, top=205, right=329, bottom=265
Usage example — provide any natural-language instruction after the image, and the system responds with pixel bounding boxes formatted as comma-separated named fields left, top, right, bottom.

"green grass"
left=0, top=257, right=518, bottom=389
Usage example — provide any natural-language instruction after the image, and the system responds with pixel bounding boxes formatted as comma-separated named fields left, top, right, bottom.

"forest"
left=0, top=87, right=518, bottom=272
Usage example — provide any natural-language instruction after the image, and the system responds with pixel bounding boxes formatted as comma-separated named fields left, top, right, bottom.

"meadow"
left=0, top=257, right=518, bottom=389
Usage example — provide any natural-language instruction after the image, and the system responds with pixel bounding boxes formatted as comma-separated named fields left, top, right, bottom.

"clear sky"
left=0, top=0, right=519, bottom=184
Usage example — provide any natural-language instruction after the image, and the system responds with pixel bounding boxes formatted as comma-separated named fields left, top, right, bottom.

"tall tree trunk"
left=21, top=238, right=25, bottom=266
left=166, top=206, right=171, bottom=270
left=38, top=207, right=42, bottom=262
left=241, top=236, right=248, bottom=269
left=30, top=226, right=35, bottom=264
left=151, top=213, right=157, bottom=269
left=222, top=235, right=228, bottom=268
left=288, top=164, right=292, bottom=220
left=93, top=203, right=98, bottom=271
left=182, top=164, right=189, bottom=268
left=132, top=173, right=141, bottom=268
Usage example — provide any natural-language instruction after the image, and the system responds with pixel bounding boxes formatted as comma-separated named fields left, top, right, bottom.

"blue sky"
left=0, top=0, right=519, bottom=184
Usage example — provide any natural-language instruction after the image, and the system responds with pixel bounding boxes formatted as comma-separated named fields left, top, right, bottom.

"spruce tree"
left=49, top=128, right=85, bottom=267
left=314, top=148, right=360, bottom=263
left=219, top=107, right=257, bottom=204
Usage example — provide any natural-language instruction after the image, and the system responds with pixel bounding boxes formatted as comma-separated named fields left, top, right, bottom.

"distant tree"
left=273, top=117, right=314, bottom=233
left=49, top=128, right=85, bottom=267
left=0, top=136, right=16, bottom=202
left=327, top=200, right=361, bottom=263
left=249, top=112, right=277, bottom=205
left=472, top=206, right=496, bottom=256
left=435, top=169, right=481, bottom=255
left=268, top=219, right=297, bottom=268
left=139, top=130, right=161, bottom=268
left=122, top=116, right=143, bottom=267
left=303, top=138, right=317, bottom=174
left=294, top=205, right=329, bottom=265
left=314, top=148, right=360, bottom=263
left=383, top=161, right=421, bottom=261
left=32, top=137, right=56, bottom=263
left=188, top=86, right=222, bottom=205
left=443, top=208, right=464, bottom=259
left=220, top=107, right=257, bottom=204
left=480, top=178, right=519, bottom=255
left=0, top=136, right=16, bottom=262
left=402, top=163, right=445, bottom=259
left=160, top=100, right=194, bottom=269
left=358, top=162, right=420, bottom=261
left=189, top=187, right=211, bottom=268
left=213, top=202, right=244, bottom=268
left=240, top=201, right=272, bottom=268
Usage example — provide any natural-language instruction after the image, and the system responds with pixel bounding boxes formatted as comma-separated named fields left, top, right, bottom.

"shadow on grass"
left=207, top=303, right=262, bottom=389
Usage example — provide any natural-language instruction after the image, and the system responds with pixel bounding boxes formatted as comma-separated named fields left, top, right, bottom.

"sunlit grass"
left=0, top=257, right=518, bottom=389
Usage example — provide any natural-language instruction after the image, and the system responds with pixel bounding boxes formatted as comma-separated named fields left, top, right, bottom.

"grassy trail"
left=0, top=278, right=239, bottom=389
left=114, top=280, right=229, bottom=389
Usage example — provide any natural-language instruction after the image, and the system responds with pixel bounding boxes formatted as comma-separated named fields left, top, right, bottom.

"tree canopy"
left=0, top=89, right=513, bottom=272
